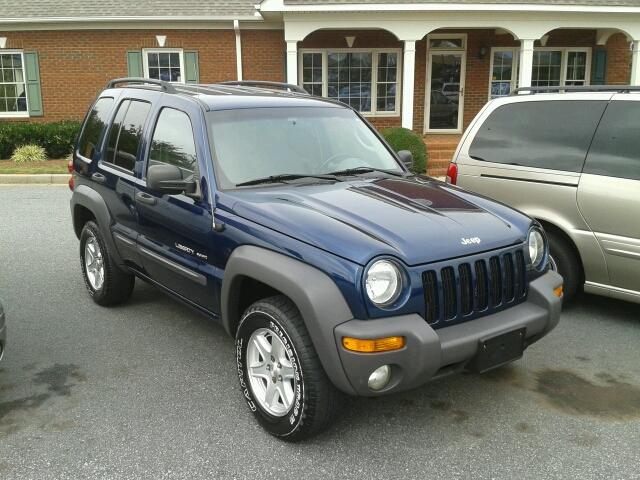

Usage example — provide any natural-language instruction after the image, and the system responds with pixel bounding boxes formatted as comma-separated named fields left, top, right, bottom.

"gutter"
left=234, top=20, right=243, bottom=81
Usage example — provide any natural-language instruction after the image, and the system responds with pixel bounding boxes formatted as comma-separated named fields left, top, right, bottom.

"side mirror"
left=147, top=164, right=197, bottom=195
left=398, top=150, right=413, bottom=171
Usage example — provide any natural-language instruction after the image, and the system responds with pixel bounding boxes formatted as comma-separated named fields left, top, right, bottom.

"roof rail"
left=106, top=77, right=177, bottom=94
left=220, top=81, right=308, bottom=94
left=510, top=85, right=640, bottom=95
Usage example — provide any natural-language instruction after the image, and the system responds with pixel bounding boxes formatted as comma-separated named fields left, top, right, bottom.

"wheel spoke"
left=249, top=360, right=271, bottom=381
left=264, top=379, right=280, bottom=408
left=252, top=334, right=272, bottom=361
left=276, top=383, right=292, bottom=410
left=280, top=361, right=295, bottom=382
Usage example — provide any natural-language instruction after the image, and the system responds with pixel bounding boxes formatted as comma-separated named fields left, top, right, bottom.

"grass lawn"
left=0, top=159, right=69, bottom=174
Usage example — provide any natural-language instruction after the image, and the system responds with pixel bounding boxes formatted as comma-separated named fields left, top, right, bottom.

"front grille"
left=422, top=247, right=527, bottom=327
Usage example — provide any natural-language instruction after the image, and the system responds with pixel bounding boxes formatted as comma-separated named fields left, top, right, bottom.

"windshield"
left=207, top=107, right=402, bottom=189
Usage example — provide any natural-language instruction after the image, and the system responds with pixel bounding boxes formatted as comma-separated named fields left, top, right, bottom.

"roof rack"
left=510, top=85, right=640, bottom=95
left=220, top=81, right=308, bottom=94
left=106, top=77, right=177, bottom=94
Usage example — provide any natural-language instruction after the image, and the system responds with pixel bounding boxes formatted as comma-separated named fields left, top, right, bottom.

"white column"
left=286, top=41, right=298, bottom=85
left=630, top=40, right=640, bottom=85
left=402, top=40, right=416, bottom=130
left=518, top=39, right=535, bottom=89
left=234, top=20, right=243, bottom=81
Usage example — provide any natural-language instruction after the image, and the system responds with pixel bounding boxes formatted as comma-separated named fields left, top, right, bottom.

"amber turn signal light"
left=554, top=285, right=563, bottom=297
left=342, top=336, right=405, bottom=353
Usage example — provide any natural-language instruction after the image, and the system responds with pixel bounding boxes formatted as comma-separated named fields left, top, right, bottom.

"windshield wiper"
left=327, top=167, right=404, bottom=177
left=236, top=173, right=338, bottom=187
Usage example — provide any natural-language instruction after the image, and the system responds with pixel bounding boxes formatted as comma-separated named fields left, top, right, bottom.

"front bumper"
left=334, top=270, right=562, bottom=396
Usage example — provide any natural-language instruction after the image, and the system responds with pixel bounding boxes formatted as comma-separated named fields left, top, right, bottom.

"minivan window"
left=77, top=97, right=114, bottom=161
left=103, top=100, right=151, bottom=172
left=583, top=100, right=640, bottom=181
left=468, top=100, right=607, bottom=172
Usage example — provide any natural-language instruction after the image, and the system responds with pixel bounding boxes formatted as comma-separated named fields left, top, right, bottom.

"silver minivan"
left=447, top=86, right=640, bottom=303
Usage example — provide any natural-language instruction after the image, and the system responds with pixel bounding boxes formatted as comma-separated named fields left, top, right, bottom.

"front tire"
left=236, top=295, right=342, bottom=441
left=547, top=231, right=581, bottom=301
left=80, top=221, right=135, bottom=306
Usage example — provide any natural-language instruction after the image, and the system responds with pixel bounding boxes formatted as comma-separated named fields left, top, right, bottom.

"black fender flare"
left=70, top=184, right=125, bottom=267
left=221, top=245, right=357, bottom=395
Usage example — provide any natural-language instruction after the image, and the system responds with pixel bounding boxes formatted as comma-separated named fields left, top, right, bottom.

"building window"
left=489, top=47, right=591, bottom=98
left=0, top=51, right=27, bottom=116
left=143, top=49, right=184, bottom=83
left=300, top=49, right=401, bottom=116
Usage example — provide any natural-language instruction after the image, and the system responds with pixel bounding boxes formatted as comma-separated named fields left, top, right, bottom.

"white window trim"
left=142, top=48, right=185, bottom=84
left=488, top=46, right=592, bottom=100
left=426, top=33, right=467, bottom=51
left=0, top=50, right=29, bottom=118
left=298, top=48, right=402, bottom=117
left=489, top=47, right=519, bottom=101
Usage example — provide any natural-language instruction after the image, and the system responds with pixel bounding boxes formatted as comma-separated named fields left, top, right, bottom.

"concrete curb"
left=0, top=174, right=69, bottom=185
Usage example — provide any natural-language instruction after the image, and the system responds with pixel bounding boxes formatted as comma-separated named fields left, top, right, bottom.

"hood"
left=219, top=177, right=532, bottom=266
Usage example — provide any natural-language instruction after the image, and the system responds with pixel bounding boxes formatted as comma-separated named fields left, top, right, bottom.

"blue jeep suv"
left=70, top=78, right=563, bottom=441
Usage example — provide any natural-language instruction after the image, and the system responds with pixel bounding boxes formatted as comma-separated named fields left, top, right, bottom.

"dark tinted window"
left=583, top=101, right=640, bottom=181
left=468, top=100, right=607, bottom=172
left=103, top=100, right=151, bottom=172
left=148, top=108, right=197, bottom=175
left=77, top=97, right=114, bottom=161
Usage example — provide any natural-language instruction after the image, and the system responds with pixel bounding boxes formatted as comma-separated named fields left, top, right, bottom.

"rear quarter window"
left=468, top=100, right=607, bottom=172
left=77, top=97, right=114, bottom=161
left=583, top=100, right=640, bottom=181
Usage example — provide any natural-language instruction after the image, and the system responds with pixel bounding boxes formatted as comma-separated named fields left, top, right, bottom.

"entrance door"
left=427, top=51, right=465, bottom=132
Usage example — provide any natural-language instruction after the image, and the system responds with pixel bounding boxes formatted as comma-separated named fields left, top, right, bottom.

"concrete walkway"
left=0, top=174, right=69, bottom=184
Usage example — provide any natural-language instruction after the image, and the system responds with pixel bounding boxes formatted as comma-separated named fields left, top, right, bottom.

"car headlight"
left=528, top=228, right=546, bottom=270
left=365, top=260, right=403, bottom=306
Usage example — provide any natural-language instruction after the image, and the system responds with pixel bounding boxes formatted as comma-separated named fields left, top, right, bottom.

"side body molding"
left=70, top=184, right=125, bottom=268
left=221, top=245, right=357, bottom=395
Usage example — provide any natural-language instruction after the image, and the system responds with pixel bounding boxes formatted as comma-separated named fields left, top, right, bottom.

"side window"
left=148, top=108, right=197, bottom=177
left=468, top=101, right=607, bottom=172
left=583, top=101, right=640, bottom=181
left=103, top=100, right=151, bottom=172
left=77, top=97, right=114, bottom=161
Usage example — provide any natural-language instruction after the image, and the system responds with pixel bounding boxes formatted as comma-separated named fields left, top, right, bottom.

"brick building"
left=2, top=0, right=639, bottom=174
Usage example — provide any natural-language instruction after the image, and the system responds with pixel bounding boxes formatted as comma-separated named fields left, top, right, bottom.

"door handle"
left=136, top=191, right=157, bottom=206
left=91, top=172, right=106, bottom=184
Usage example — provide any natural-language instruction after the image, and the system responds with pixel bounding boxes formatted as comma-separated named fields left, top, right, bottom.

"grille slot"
left=475, top=260, right=488, bottom=311
left=489, top=256, right=502, bottom=306
left=515, top=250, right=526, bottom=297
left=504, top=252, right=515, bottom=302
left=423, top=270, right=439, bottom=323
left=459, top=263, right=473, bottom=315
left=441, top=267, right=457, bottom=320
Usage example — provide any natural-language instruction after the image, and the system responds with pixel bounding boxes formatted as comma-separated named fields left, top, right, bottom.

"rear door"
left=95, top=90, right=160, bottom=268
left=578, top=96, right=640, bottom=296
left=134, top=98, right=219, bottom=313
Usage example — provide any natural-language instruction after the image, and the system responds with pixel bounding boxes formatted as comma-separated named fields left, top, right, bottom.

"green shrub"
left=11, top=144, right=48, bottom=163
left=380, top=127, right=428, bottom=175
left=0, top=120, right=81, bottom=160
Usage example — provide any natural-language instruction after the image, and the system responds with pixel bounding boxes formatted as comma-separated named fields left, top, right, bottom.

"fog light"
left=368, top=365, right=391, bottom=391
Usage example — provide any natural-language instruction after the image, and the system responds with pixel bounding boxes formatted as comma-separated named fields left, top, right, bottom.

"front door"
left=426, top=50, right=466, bottom=132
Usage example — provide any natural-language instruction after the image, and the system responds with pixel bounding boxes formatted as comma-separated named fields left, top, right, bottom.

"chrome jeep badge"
left=461, top=237, right=481, bottom=245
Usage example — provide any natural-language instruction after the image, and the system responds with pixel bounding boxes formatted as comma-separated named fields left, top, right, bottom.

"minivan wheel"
left=80, top=221, right=135, bottom=306
left=547, top=232, right=581, bottom=301
left=450, top=111, right=458, bottom=126
left=235, top=295, right=342, bottom=441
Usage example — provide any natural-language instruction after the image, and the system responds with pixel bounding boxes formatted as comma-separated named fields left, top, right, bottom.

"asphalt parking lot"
left=1, top=185, right=639, bottom=479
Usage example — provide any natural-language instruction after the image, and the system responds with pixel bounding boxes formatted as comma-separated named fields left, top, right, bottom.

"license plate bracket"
left=466, top=326, right=526, bottom=373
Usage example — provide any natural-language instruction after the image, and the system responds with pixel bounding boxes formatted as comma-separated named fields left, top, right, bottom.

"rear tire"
left=80, top=221, right=135, bottom=306
left=236, top=295, right=342, bottom=441
left=547, top=231, right=581, bottom=301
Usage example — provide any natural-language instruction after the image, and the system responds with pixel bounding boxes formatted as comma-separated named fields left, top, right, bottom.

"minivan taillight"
left=68, top=160, right=74, bottom=191
left=446, top=162, right=458, bottom=185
